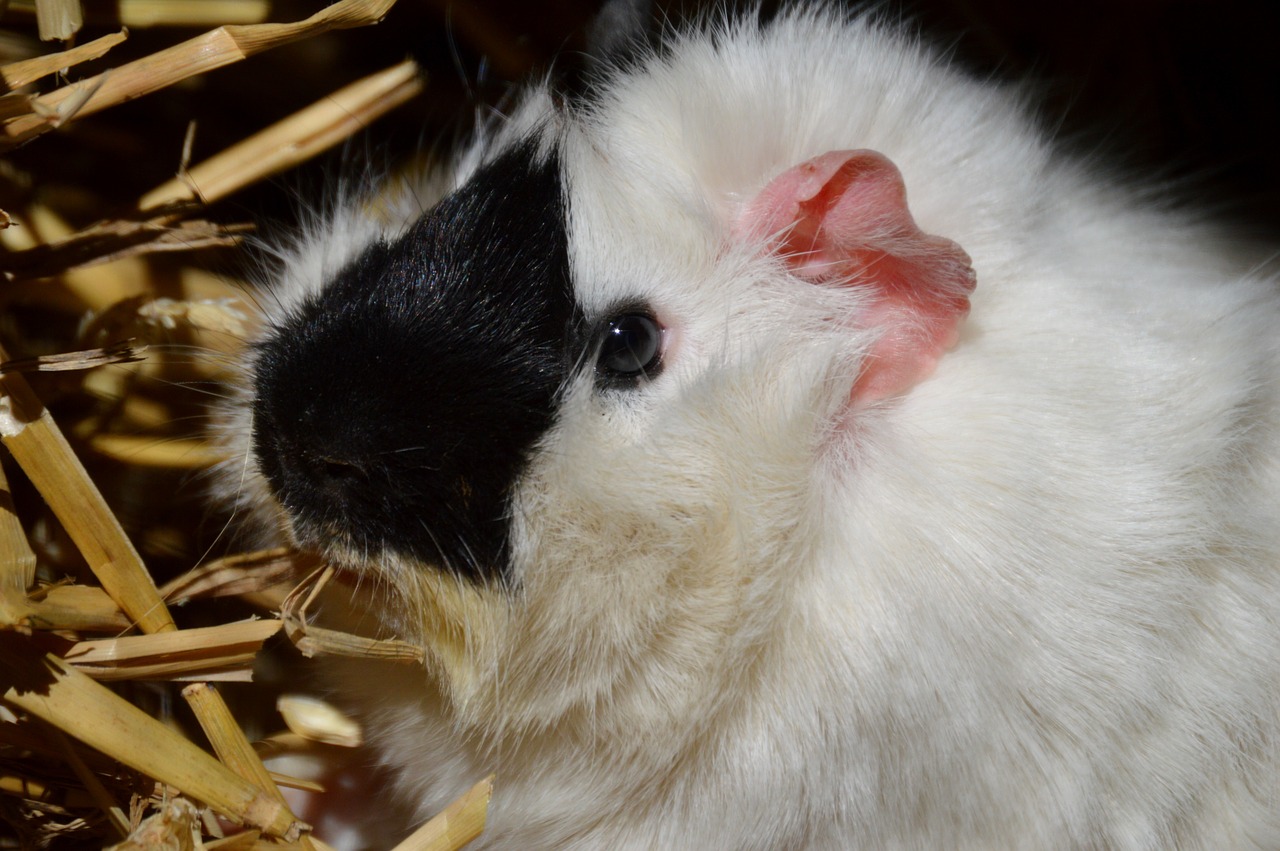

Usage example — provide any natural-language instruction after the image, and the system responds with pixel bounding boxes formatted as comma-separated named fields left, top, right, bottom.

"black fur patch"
left=252, top=139, right=574, bottom=584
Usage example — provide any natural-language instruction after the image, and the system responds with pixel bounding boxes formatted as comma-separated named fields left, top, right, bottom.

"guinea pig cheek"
left=735, top=149, right=975, bottom=409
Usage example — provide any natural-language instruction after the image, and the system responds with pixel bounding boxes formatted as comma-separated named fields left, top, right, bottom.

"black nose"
left=317, top=454, right=370, bottom=485
left=281, top=437, right=376, bottom=505
left=247, top=293, right=563, bottom=584
left=251, top=398, right=391, bottom=527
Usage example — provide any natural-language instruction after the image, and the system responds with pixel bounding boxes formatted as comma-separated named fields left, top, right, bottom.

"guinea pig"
left=217, top=5, right=1280, bottom=848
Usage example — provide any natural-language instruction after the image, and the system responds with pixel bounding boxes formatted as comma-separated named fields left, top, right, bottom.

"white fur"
left=218, top=10, right=1280, bottom=849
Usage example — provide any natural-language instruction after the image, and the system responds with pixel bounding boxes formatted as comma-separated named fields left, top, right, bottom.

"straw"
left=139, top=59, right=424, bottom=210
left=2, top=0, right=398, bottom=148
left=2, top=647, right=305, bottom=840
left=0, top=0, right=504, bottom=843
left=280, top=566, right=424, bottom=663
left=5, top=0, right=271, bottom=28
left=0, top=350, right=176, bottom=635
left=33, top=0, right=82, bottom=41
left=390, top=777, right=494, bottom=851
left=0, top=29, right=126, bottom=90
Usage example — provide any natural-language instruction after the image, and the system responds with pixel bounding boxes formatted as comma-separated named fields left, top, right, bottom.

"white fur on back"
left=221, top=9, right=1280, bottom=849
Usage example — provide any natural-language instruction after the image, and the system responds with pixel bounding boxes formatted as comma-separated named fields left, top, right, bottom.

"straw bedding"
left=0, top=1, right=502, bottom=847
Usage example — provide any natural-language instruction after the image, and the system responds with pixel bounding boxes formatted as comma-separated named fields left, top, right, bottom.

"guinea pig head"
left=246, top=131, right=974, bottom=737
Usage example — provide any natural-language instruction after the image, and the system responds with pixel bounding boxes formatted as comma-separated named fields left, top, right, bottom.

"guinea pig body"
left=221, top=8, right=1280, bottom=849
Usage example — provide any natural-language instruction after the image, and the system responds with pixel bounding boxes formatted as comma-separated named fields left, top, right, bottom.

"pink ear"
left=738, top=150, right=976, bottom=404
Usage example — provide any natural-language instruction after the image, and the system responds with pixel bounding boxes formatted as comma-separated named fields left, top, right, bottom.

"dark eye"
left=597, top=311, right=663, bottom=384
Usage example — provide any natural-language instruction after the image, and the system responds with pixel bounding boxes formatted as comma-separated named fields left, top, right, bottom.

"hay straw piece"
left=0, top=203, right=146, bottom=311
left=203, top=829, right=260, bottom=850
left=34, top=0, right=83, bottom=41
left=203, top=831, right=265, bottom=850
left=4, top=61, right=103, bottom=137
left=0, top=203, right=186, bottom=312
left=281, top=567, right=424, bottom=663
left=264, top=772, right=323, bottom=795
left=64, top=619, right=282, bottom=681
left=1, top=212, right=249, bottom=283
left=251, top=732, right=315, bottom=761
left=0, top=29, right=126, bottom=90
left=72, top=297, right=249, bottom=376
left=0, top=339, right=145, bottom=375
left=159, top=548, right=301, bottom=607
left=183, top=682, right=276, bottom=789
left=276, top=695, right=361, bottom=748
left=22, top=583, right=131, bottom=633
left=87, top=434, right=225, bottom=470
left=113, top=1, right=270, bottom=28
left=106, top=797, right=200, bottom=851
left=288, top=620, right=425, bottom=663
left=0, top=353, right=175, bottom=635
left=184, top=683, right=321, bottom=850
left=138, top=296, right=251, bottom=339
left=2, top=652, right=306, bottom=840
left=391, top=776, right=493, bottom=851
left=0, top=456, right=37, bottom=618
left=139, top=58, right=423, bottom=210
left=1, top=0, right=400, bottom=148
left=5, top=0, right=270, bottom=28
left=0, top=92, right=34, bottom=120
